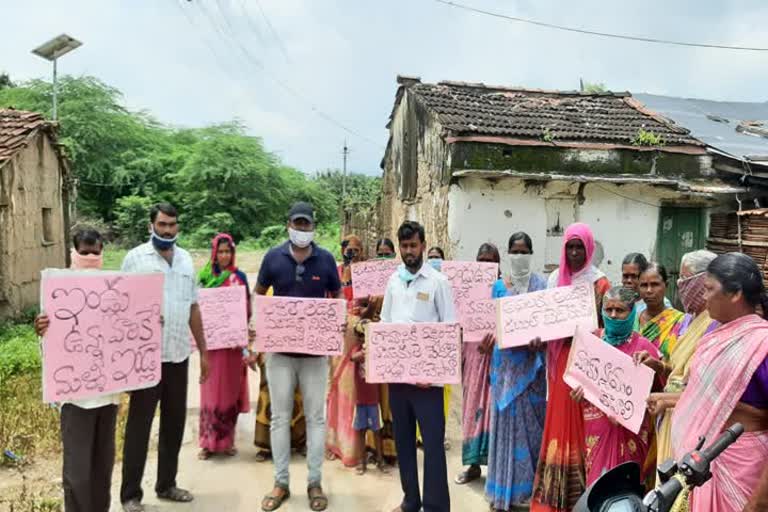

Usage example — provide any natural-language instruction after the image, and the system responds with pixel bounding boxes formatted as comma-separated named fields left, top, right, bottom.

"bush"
left=253, top=225, right=286, bottom=250
left=114, top=195, right=154, bottom=246
left=0, top=323, right=40, bottom=384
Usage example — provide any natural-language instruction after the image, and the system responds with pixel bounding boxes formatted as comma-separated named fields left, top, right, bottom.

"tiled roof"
left=0, top=109, right=49, bottom=164
left=407, top=80, right=704, bottom=148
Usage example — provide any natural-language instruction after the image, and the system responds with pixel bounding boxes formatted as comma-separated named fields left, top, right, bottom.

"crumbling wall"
left=0, top=133, right=66, bottom=318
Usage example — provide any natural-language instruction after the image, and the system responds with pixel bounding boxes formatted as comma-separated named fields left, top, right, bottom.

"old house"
left=0, top=109, right=71, bottom=319
left=378, top=77, right=743, bottom=294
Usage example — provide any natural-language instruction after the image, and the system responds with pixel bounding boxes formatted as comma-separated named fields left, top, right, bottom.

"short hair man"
left=119, top=202, right=210, bottom=512
left=255, top=202, right=342, bottom=512
left=382, top=220, right=455, bottom=512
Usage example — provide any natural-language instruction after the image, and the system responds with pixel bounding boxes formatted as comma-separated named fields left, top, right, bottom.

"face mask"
left=398, top=264, right=418, bottom=283
left=428, top=258, right=443, bottom=272
left=677, top=272, right=707, bottom=314
left=288, top=227, right=314, bottom=248
left=601, top=306, right=637, bottom=346
left=508, top=254, right=532, bottom=277
left=70, top=248, right=103, bottom=270
left=343, top=249, right=357, bottom=265
left=377, top=253, right=396, bottom=260
left=151, top=226, right=178, bottom=251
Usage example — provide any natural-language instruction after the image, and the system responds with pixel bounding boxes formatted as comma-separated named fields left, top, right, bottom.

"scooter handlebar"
left=701, top=423, right=744, bottom=463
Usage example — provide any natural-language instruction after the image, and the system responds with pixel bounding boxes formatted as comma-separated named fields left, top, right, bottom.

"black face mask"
left=343, top=249, right=355, bottom=265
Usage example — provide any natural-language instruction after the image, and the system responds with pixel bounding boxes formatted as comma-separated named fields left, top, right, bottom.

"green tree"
left=0, top=72, right=13, bottom=90
left=582, top=81, right=607, bottom=94
left=113, top=195, right=154, bottom=246
left=313, top=169, right=381, bottom=212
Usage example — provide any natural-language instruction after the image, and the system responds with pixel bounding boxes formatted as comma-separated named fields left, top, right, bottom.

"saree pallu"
left=254, top=359, right=306, bottom=451
left=690, top=431, right=768, bottom=511
left=531, top=343, right=586, bottom=512
left=486, top=347, right=546, bottom=509
left=199, top=348, right=250, bottom=452
left=325, top=320, right=361, bottom=466
left=639, top=308, right=684, bottom=357
left=461, top=342, right=492, bottom=466
left=655, top=312, right=718, bottom=477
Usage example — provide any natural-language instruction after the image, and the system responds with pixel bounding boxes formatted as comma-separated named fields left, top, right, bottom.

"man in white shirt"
left=119, top=203, right=210, bottom=512
left=381, top=221, right=455, bottom=512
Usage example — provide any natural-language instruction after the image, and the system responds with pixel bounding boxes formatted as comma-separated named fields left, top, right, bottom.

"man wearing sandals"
left=382, top=221, right=455, bottom=512
left=120, top=203, right=211, bottom=512
left=254, top=202, right=342, bottom=511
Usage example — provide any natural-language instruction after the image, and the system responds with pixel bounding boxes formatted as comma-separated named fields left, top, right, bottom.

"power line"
left=189, top=1, right=383, bottom=149
left=254, top=0, right=292, bottom=63
left=592, top=183, right=660, bottom=209
left=432, top=0, right=768, bottom=52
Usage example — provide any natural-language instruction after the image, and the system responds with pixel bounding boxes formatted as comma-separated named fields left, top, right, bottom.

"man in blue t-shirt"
left=253, top=201, right=341, bottom=512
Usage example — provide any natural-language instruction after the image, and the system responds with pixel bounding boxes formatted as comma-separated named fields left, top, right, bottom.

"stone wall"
left=0, top=133, right=67, bottom=318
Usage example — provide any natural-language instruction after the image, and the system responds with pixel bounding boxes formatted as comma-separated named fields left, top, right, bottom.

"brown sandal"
left=308, top=486, right=328, bottom=511
left=261, top=486, right=290, bottom=511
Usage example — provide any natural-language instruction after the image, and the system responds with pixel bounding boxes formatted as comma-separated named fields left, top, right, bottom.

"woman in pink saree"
left=671, top=252, right=768, bottom=511
left=570, top=286, right=658, bottom=486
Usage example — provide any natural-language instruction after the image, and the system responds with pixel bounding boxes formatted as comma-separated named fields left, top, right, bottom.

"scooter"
left=573, top=423, right=744, bottom=512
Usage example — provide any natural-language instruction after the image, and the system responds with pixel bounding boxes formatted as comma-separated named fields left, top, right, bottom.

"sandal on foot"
left=355, top=464, right=366, bottom=475
left=308, top=486, right=328, bottom=511
left=454, top=466, right=481, bottom=485
left=377, top=460, right=391, bottom=474
left=224, top=447, right=237, bottom=457
left=255, top=450, right=270, bottom=462
left=198, top=449, right=212, bottom=460
left=261, top=487, right=290, bottom=512
left=157, top=487, right=194, bottom=502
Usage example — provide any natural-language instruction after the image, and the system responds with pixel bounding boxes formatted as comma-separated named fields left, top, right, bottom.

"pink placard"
left=351, top=259, right=399, bottom=298
left=496, top=282, right=597, bottom=348
left=563, top=327, right=655, bottom=434
left=253, top=296, right=346, bottom=356
left=442, top=261, right=498, bottom=342
left=40, top=270, right=164, bottom=403
left=365, top=322, right=461, bottom=384
left=197, top=286, right=249, bottom=350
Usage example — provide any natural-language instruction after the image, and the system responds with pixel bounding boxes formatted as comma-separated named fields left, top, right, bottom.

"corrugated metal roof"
left=634, top=93, right=768, bottom=162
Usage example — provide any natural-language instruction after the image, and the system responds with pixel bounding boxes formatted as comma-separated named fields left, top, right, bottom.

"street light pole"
left=31, top=34, right=82, bottom=121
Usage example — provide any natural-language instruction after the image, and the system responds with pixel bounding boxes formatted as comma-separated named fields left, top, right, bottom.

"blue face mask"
left=398, top=264, right=418, bottom=283
left=151, top=226, right=178, bottom=251
left=428, top=258, right=443, bottom=272
left=601, top=306, right=637, bottom=346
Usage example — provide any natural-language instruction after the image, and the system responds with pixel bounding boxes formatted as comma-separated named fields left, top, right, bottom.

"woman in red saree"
left=570, top=286, right=657, bottom=486
left=531, top=223, right=610, bottom=512
left=198, top=233, right=251, bottom=459
left=670, top=252, right=768, bottom=512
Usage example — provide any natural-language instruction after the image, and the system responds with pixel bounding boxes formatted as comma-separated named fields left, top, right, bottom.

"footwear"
left=157, top=487, right=194, bottom=502
left=262, top=486, right=290, bottom=511
left=122, top=499, right=144, bottom=512
left=454, top=465, right=482, bottom=484
left=307, top=485, right=328, bottom=511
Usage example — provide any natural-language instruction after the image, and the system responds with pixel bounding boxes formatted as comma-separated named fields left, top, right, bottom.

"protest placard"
left=40, top=270, right=164, bottom=403
left=496, top=282, right=597, bottom=348
left=196, top=286, right=249, bottom=350
left=365, top=322, right=462, bottom=384
left=253, top=296, right=346, bottom=356
left=351, top=259, right=399, bottom=298
left=442, top=261, right=498, bottom=342
left=563, top=327, right=655, bottom=434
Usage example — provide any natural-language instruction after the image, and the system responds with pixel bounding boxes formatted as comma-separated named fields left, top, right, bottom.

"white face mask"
left=508, top=253, right=532, bottom=277
left=288, top=227, right=314, bottom=248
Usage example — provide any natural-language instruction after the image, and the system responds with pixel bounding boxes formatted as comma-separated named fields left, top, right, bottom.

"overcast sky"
left=3, top=0, right=768, bottom=176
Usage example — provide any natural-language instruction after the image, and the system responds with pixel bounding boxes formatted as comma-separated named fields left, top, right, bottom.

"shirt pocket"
left=411, top=291, right=435, bottom=321
left=171, top=271, right=195, bottom=304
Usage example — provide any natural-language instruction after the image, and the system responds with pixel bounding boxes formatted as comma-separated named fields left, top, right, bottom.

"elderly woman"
left=671, top=253, right=768, bottom=511
left=635, top=250, right=720, bottom=475
left=570, top=286, right=659, bottom=486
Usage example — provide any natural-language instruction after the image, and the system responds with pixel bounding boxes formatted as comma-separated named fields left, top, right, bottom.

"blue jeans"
left=265, top=354, right=328, bottom=488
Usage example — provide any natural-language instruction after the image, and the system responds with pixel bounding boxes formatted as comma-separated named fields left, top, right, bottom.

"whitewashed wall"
left=447, top=177, right=689, bottom=285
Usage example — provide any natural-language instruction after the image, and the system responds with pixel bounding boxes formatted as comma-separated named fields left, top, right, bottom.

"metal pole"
left=52, top=58, right=58, bottom=121
left=342, top=140, right=348, bottom=201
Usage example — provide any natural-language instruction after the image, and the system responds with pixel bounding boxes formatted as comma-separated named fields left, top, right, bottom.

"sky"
left=2, top=0, right=768, bottom=176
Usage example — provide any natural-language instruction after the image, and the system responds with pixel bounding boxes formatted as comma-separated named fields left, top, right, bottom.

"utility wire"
left=190, top=1, right=383, bottom=149
left=254, top=0, right=292, bottom=63
left=432, top=0, right=768, bottom=52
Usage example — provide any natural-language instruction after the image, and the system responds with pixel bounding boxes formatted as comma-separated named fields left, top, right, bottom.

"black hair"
left=216, top=237, right=233, bottom=249
left=341, top=239, right=350, bottom=249
left=622, top=252, right=649, bottom=273
left=641, top=262, right=668, bottom=283
left=397, top=221, right=426, bottom=243
left=375, top=238, right=395, bottom=253
left=508, top=232, right=533, bottom=253
left=707, top=252, right=768, bottom=318
left=72, top=228, right=103, bottom=250
left=427, top=246, right=445, bottom=259
left=150, top=202, right=178, bottom=223
left=476, top=243, right=500, bottom=263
